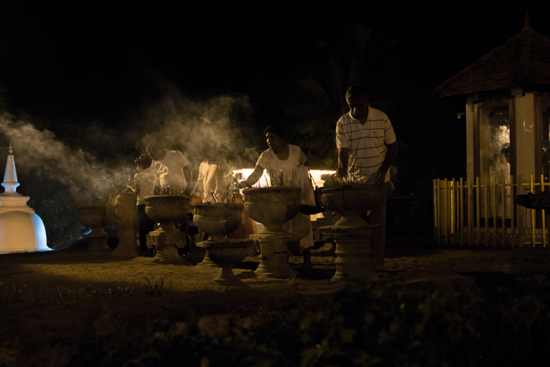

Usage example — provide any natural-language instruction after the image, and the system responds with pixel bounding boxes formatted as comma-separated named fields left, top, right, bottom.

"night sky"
left=1, top=0, right=549, bottom=189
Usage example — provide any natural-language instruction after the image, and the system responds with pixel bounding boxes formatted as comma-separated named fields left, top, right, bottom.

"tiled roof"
left=432, top=17, right=550, bottom=97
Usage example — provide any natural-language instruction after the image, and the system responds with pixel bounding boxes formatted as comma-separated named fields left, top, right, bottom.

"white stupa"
left=0, top=143, right=49, bottom=253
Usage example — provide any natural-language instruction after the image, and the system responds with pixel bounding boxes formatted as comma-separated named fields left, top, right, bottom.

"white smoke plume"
left=135, top=81, right=261, bottom=174
left=0, top=112, right=134, bottom=205
left=0, top=82, right=261, bottom=206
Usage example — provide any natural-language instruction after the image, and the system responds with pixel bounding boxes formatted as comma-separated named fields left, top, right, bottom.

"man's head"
left=134, top=154, right=152, bottom=172
left=199, top=139, right=216, bottom=161
left=345, top=85, right=370, bottom=121
left=146, top=141, right=165, bottom=161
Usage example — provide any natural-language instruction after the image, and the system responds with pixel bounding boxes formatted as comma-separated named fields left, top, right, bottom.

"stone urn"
left=144, top=195, right=190, bottom=262
left=319, top=185, right=385, bottom=227
left=243, top=186, right=301, bottom=233
left=106, top=191, right=138, bottom=257
left=320, top=225, right=381, bottom=281
left=77, top=205, right=109, bottom=251
left=192, top=202, right=246, bottom=267
left=192, top=203, right=244, bottom=240
left=243, top=186, right=302, bottom=279
left=319, top=182, right=386, bottom=281
left=198, top=239, right=253, bottom=286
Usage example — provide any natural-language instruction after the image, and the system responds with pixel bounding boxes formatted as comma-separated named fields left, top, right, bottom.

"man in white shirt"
left=146, top=142, right=191, bottom=194
left=336, top=85, right=398, bottom=267
left=191, top=142, right=232, bottom=202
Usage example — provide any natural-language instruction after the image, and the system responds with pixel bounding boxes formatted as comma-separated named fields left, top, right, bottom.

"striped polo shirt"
left=336, top=106, right=396, bottom=183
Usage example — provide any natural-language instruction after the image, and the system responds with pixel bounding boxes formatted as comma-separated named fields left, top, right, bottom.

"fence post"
left=467, top=179, right=472, bottom=246
left=433, top=179, right=439, bottom=244
left=451, top=178, right=456, bottom=245
left=510, top=175, right=516, bottom=247
left=501, top=176, right=506, bottom=247
left=483, top=177, right=489, bottom=247
left=496, top=177, right=498, bottom=247
left=531, top=175, right=536, bottom=247
left=476, top=177, right=481, bottom=246
left=518, top=175, right=524, bottom=247
left=542, top=174, right=547, bottom=248
left=444, top=179, right=449, bottom=245
left=460, top=177, right=464, bottom=246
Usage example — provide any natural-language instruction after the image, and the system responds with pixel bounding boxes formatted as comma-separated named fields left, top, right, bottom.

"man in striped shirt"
left=336, top=85, right=398, bottom=267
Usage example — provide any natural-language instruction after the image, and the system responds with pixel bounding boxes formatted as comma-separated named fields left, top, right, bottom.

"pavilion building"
left=432, top=15, right=550, bottom=247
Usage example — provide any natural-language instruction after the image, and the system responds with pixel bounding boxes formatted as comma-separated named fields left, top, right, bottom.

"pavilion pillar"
left=514, top=91, right=536, bottom=179
left=465, top=96, right=477, bottom=183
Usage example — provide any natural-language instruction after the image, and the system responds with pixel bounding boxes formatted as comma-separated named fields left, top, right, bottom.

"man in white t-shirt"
left=191, top=142, right=232, bottom=202
left=146, top=142, right=191, bottom=195
left=336, top=85, right=398, bottom=268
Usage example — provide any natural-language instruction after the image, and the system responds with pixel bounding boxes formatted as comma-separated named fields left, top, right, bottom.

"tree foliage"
left=284, top=24, right=407, bottom=169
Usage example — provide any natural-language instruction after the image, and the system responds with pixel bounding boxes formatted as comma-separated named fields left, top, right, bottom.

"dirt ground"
left=1, top=239, right=548, bottom=307
left=1, top=238, right=549, bottom=364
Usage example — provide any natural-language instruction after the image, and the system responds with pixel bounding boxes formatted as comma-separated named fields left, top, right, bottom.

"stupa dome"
left=0, top=211, right=48, bottom=253
left=0, top=143, right=49, bottom=253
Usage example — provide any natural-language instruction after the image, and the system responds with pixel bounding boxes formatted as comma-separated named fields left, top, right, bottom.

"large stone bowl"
left=198, top=239, right=253, bottom=286
left=192, top=203, right=243, bottom=240
left=144, top=195, right=190, bottom=229
left=76, top=205, right=109, bottom=251
left=319, top=185, right=385, bottom=227
left=243, top=186, right=301, bottom=233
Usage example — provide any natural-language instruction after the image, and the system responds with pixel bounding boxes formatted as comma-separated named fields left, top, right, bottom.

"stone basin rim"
left=192, top=203, right=244, bottom=210
left=243, top=186, right=301, bottom=194
left=197, top=239, right=253, bottom=248
left=144, top=194, right=191, bottom=200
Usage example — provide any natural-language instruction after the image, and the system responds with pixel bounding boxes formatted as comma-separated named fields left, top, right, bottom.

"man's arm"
left=374, top=141, right=398, bottom=186
left=336, top=148, right=350, bottom=177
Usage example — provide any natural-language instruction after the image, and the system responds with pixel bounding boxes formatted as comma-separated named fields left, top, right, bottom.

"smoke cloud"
left=0, top=113, right=133, bottom=205
left=135, top=80, right=261, bottom=171
left=0, top=80, right=261, bottom=205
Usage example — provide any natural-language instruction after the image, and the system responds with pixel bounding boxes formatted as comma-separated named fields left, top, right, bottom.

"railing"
left=433, top=175, right=548, bottom=247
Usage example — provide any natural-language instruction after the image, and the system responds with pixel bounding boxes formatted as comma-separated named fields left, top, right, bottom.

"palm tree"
left=284, top=23, right=405, bottom=168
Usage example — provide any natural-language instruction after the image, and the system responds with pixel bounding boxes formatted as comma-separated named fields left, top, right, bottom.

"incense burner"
left=77, top=205, right=110, bottom=251
left=192, top=203, right=244, bottom=241
left=192, top=202, right=253, bottom=284
left=242, top=186, right=301, bottom=233
left=243, top=186, right=302, bottom=279
left=319, top=176, right=386, bottom=281
left=319, top=184, right=385, bottom=227
left=144, top=195, right=190, bottom=262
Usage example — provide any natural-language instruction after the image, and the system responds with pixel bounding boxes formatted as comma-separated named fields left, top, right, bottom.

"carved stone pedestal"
left=196, top=250, right=220, bottom=267
left=77, top=206, right=110, bottom=252
left=144, top=195, right=191, bottom=264
left=252, top=232, right=298, bottom=279
left=192, top=203, right=244, bottom=268
left=107, top=191, right=138, bottom=257
left=319, top=225, right=381, bottom=281
left=147, top=228, right=189, bottom=263
left=198, top=239, right=252, bottom=286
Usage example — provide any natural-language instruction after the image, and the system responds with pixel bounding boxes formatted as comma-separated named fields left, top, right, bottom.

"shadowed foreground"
left=0, top=240, right=548, bottom=366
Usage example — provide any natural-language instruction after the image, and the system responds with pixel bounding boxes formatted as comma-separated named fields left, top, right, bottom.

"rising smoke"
left=0, top=81, right=260, bottom=203
left=135, top=81, right=260, bottom=171
left=0, top=81, right=261, bottom=247
left=0, top=112, right=134, bottom=204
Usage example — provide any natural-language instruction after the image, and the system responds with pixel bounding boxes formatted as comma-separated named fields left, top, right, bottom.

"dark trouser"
left=365, top=182, right=389, bottom=266
left=137, top=204, right=155, bottom=252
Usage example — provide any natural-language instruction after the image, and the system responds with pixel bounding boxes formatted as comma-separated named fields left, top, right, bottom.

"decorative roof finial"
left=524, top=12, right=531, bottom=30
left=8, top=141, right=13, bottom=155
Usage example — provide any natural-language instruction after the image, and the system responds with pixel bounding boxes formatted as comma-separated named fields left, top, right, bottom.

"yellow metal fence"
left=434, top=175, right=548, bottom=247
